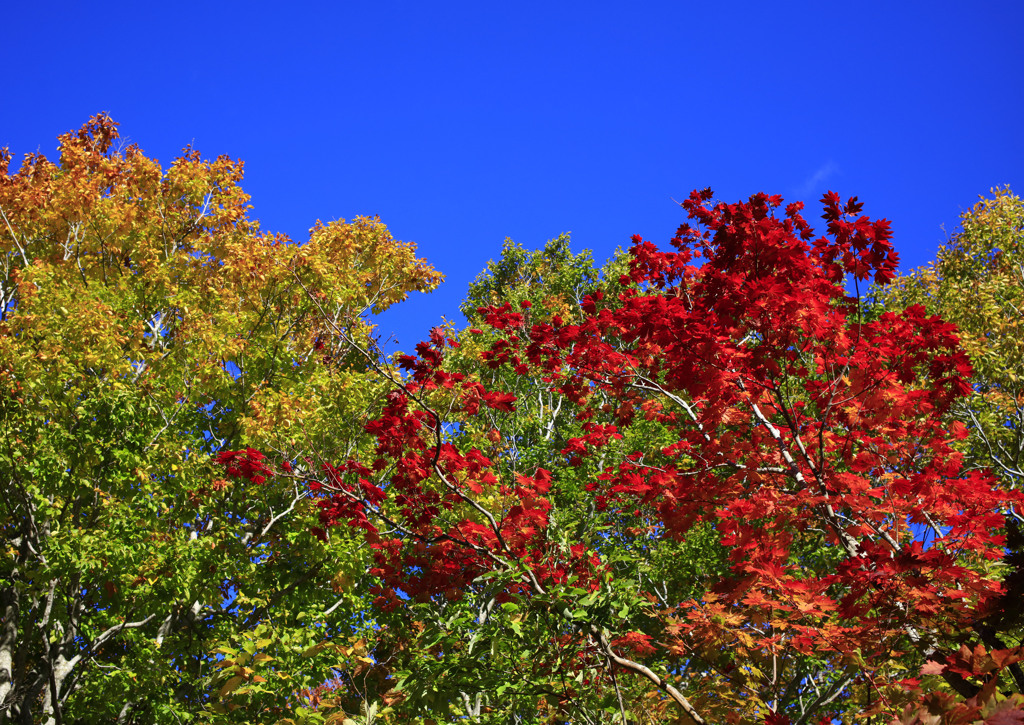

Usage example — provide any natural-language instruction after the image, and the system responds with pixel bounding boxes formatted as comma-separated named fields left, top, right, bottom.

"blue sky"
left=4, top=1, right=1022, bottom=351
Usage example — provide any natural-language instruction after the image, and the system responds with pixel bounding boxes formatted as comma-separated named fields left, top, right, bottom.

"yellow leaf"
left=301, top=642, right=326, bottom=658
left=218, top=675, right=244, bottom=697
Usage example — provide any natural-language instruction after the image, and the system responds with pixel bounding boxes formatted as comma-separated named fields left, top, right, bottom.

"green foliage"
left=0, top=116, right=439, bottom=723
left=461, top=234, right=600, bottom=325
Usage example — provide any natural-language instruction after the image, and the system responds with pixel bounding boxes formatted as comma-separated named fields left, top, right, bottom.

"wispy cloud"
left=793, top=161, right=840, bottom=199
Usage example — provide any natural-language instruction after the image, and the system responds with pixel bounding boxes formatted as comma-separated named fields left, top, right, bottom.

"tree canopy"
left=2, top=119, right=1022, bottom=725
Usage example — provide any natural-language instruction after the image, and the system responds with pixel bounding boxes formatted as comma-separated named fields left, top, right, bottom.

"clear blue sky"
left=4, top=1, right=1022, bottom=350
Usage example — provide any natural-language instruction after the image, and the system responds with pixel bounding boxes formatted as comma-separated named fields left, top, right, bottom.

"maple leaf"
left=480, top=390, right=518, bottom=412
left=985, top=700, right=1024, bottom=725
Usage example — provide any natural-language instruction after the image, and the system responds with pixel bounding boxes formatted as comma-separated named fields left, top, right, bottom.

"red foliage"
left=215, top=448, right=272, bottom=485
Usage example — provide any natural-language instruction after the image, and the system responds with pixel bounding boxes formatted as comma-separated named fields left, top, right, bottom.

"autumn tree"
left=0, top=116, right=440, bottom=723
left=226, top=190, right=1024, bottom=724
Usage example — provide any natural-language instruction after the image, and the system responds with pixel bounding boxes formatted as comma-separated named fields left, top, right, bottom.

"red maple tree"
left=223, top=190, right=1023, bottom=723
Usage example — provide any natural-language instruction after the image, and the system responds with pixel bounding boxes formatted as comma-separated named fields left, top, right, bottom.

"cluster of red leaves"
left=214, top=448, right=273, bottom=485
left=310, top=329, right=588, bottom=608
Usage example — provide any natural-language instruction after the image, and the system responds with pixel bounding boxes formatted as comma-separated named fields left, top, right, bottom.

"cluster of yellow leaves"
left=0, top=113, right=442, bottom=458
